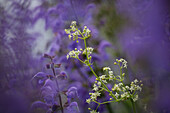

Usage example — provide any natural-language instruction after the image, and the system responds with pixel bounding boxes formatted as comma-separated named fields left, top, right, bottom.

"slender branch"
left=93, top=100, right=120, bottom=105
left=50, top=59, right=64, bottom=113
left=89, top=65, right=117, bottom=100
left=95, top=103, right=100, bottom=111
left=131, top=99, right=137, bottom=113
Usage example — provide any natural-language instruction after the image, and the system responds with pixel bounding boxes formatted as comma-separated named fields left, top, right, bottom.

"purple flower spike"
left=41, top=79, right=58, bottom=103
left=66, top=87, right=78, bottom=99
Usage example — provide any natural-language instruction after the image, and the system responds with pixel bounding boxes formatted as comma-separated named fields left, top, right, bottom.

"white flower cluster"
left=102, top=67, right=115, bottom=81
left=86, top=63, right=142, bottom=108
left=99, top=75, right=107, bottom=83
left=83, top=47, right=94, bottom=55
left=103, top=67, right=111, bottom=71
left=130, top=79, right=142, bottom=92
left=66, top=48, right=81, bottom=59
left=115, top=58, right=128, bottom=68
left=66, top=47, right=94, bottom=66
left=82, top=26, right=91, bottom=38
left=86, top=91, right=101, bottom=104
left=111, top=79, right=142, bottom=101
left=65, top=21, right=91, bottom=43
left=65, top=21, right=80, bottom=43
left=86, top=80, right=102, bottom=104
left=70, top=21, right=77, bottom=31
left=90, top=110, right=99, bottom=113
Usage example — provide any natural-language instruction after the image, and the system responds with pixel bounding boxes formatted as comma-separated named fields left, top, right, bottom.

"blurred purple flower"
left=66, top=87, right=78, bottom=99
left=116, top=0, right=170, bottom=112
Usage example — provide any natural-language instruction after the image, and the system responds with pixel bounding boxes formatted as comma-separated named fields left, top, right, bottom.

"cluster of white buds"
left=83, top=47, right=94, bottom=55
left=65, top=21, right=80, bottom=43
left=103, top=67, right=111, bottom=71
left=66, top=48, right=82, bottom=59
left=99, top=75, right=107, bottom=83
left=66, top=47, right=94, bottom=65
left=86, top=60, right=143, bottom=112
left=86, top=91, right=101, bottom=104
left=110, top=78, right=143, bottom=101
left=86, top=79, right=103, bottom=104
left=70, top=21, right=77, bottom=30
left=90, top=110, right=99, bottom=113
left=114, top=58, right=128, bottom=68
left=82, top=26, right=91, bottom=38
left=65, top=21, right=91, bottom=43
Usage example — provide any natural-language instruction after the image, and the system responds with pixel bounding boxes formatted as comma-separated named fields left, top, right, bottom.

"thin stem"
left=50, top=59, right=64, bottom=113
left=131, top=99, right=137, bottom=113
left=77, top=57, right=85, bottom=64
left=89, top=65, right=117, bottom=100
left=95, top=103, right=100, bottom=111
left=83, top=38, right=89, bottom=63
left=94, top=100, right=120, bottom=105
left=118, top=63, right=123, bottom=81
left=82, top=35, right=117, bottom=100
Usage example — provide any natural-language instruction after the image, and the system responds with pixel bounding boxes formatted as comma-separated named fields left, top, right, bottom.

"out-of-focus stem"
left=50, top=59, right=64, bottom=113
left=131, top=99, right=137, bottom=113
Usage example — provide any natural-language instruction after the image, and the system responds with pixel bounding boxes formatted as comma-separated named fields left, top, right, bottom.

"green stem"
left=89, top=65, right=117, bottom=100
left=95, top=103, right=100, bottom=111
left=82, top=35, right=117, bottom=100
left=131, top=99, right=137, bottom=113
left=94, top=100, right=120, bottom=105
left=118, top=63, right=123, bottom=81
left=83, top=37, right=90, bottom=64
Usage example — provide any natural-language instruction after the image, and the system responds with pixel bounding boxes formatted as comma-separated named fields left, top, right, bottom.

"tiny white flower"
left=65, top=29, right=70, bottom=34
left=108, top=71, right=113, bottom=75
left=86, top=99, right=91, bottom=104
left=97, top=82, right=101, bottom=86
left=115, top=92, right=119, bottom=98
left=102, top=80, right=107, bottom=84
left=109, top=75, right=113, bottom=81
left=134, top=79, right=138, bottom=83
left=66, top=54, right=69, bottom=59
left=118, top=83, right=123, bottom=86
left=103, top=67, right=111, bottom=71
left=130, top=85, right=135, bottom=92
left=133, top=95, right=138, bottom=102
left=90, top=110, right=99, bottom=113
left=95, top=92, right=101, bottom=96
left=93, top=84, right=99, bottom=91
left=90, top=92, right=100, bottom=100
left=71, top=21, right=76, bottom=25
left=136, top=85, right=142, bottom=91
left=112, top=84, right=121, bottom=91
left=125, top=86, right=129, bottom=89
left=100, top=75, right=106, bottom=80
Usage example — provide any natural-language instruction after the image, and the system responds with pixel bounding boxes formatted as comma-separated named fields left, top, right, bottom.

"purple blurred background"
left=0, top=0, right=170, bottom=113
